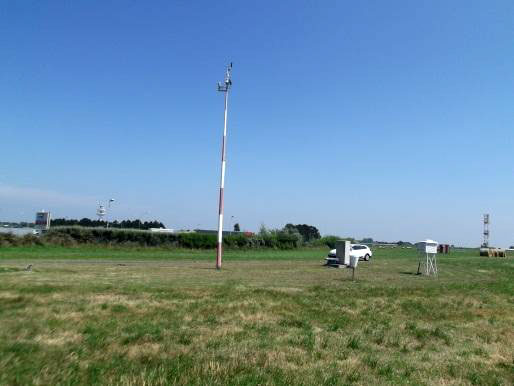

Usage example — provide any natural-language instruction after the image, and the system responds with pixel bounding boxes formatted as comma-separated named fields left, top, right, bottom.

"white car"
left=325, top=244, right=373, bottom=265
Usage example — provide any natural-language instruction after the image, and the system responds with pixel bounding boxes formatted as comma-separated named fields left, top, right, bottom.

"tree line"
left=51, top=218, right=165, bottom=230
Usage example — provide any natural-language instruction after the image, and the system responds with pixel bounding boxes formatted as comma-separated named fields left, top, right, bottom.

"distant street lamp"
left=106, top=198, right=115, bottom=228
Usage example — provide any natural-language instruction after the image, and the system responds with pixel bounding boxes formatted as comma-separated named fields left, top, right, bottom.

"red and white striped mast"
left=216, top=63, right=233, bottom=270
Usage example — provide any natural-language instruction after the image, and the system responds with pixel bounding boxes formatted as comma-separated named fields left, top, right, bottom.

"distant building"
left=373, top=243, right=398, bottom=248
left=35, top=211, right=51, bottom=231
left=194, top=229, right=246, bottom=237
left=149, top=228, right=176, bottom=233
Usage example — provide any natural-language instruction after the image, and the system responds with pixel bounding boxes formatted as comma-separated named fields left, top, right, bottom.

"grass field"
left=0, top=246, right=513, bottom=385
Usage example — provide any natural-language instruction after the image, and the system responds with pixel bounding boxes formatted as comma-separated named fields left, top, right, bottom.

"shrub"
left=223, top=234, right=250, bottom=249
left=19, top=234, right=44, bottom=246
left=178, top=233, right=216, bottom=249
left=42, top=233, right=77, bottom=247
left=0, top=233, right=44, bottom=247
left=311, top=236, right=339, bottom=249
left=0, top=233, right=18, bottom=247
left=310, top=236, right=355, bottom=249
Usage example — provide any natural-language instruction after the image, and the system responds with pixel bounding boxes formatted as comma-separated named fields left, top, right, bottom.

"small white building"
left=416, top=239, right=438, bottom=254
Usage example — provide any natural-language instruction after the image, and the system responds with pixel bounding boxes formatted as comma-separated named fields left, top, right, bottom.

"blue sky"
left=1, top=1, right=513, bottom=246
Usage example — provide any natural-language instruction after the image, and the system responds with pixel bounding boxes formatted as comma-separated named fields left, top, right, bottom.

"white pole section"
left=216, top=63, right=232, bottom=270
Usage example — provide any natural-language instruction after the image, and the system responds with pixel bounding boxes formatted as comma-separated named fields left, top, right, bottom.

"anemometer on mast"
left=215, top=63, right=233, bottom=270
left=217, top=62, right=232, bottom=92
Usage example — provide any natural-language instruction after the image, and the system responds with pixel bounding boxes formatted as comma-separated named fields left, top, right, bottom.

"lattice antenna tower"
left=97, top=204, right=106, bottom=221
left=483, top=214, right=489, bottom=247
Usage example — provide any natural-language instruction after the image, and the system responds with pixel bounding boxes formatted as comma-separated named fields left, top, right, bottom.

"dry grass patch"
left=126, top=343, right=162, bottom=360
left=35, top=331, right=82, bottom=346
left=237, top=310, right=279, bottom=324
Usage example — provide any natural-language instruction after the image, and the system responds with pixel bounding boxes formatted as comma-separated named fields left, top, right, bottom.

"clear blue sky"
left=1, top=1, right=513, bottom=247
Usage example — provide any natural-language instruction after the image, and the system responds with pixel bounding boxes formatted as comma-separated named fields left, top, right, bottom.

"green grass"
left=0, top=246, right=513, bottom=385
left=0, top=245, right=322, bottom=260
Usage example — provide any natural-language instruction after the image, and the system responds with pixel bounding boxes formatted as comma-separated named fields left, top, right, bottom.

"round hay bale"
left=480, top=248, right=490, bottom=257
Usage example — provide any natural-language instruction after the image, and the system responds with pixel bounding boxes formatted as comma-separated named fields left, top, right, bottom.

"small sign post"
left=349, top=255, right=359, bottom=280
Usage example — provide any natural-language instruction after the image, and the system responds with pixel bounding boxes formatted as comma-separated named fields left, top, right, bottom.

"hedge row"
left=0, top=227, right=304, bottom=249
left=0, top=233, right=45, bottom=247
left=310, top=236, right=355, bottom=249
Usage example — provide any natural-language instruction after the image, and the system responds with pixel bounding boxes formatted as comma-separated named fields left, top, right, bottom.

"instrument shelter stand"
left=417, top=253, right=437, bottom=276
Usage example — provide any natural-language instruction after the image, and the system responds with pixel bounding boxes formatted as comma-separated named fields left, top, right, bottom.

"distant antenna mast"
left=483, top=214, right=489, bottom=247
left=215, top=62, right=233, bottom=270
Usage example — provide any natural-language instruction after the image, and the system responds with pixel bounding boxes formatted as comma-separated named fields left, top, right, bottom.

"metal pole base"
left=216, top=244, right=222, bottom=270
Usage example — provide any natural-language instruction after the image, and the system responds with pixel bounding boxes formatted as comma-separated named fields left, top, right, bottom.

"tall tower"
left=483, top=214, right=489, bottom=247
left=215, top=63, right=233, bottom=270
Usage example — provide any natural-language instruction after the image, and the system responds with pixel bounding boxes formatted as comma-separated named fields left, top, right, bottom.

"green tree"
left=283, top=223, right=320, bottom=242
left=233, top=223, right=240, bottom=232
left=258, top=224, right=268, bottom=236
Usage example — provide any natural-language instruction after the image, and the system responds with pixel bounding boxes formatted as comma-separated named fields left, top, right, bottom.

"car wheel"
left=364, top=254, right=370, bottom=261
